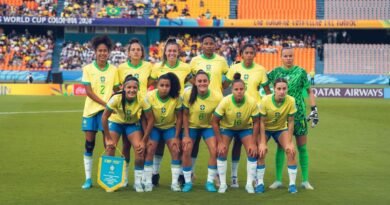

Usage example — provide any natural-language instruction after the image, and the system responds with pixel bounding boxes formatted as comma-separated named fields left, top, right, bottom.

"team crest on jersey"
left=244, top=74, right=249, bottom=80
left=161, top=107, right=166, bottom=113
left=236, top=112, right=241, bottom=118
left=134, top=74, right=139, bottom=79
left=100, top=76, right=106, bottom=83
left=206, top=65, right=211, bottom=71
left=200, top=105, right=205, bottom=110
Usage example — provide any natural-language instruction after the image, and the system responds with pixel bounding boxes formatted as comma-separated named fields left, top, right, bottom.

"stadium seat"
left=238, top=0, right=316, bottom=19
left=324, top=44, right=390, bottom=75
left=324, top=0, right=390, bottom=20
left=253, top=48, right=315, bottom=72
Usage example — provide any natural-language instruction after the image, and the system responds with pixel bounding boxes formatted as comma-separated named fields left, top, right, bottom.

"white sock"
left=256, top=165, right=265, bottom=185
left=288, top=165, right=298, bottom=186
left=171, top=164, right=181, bottom=185
left=231, top=160, right=239, bottom=178
left=83, top=155, right=92, bottom=180
left=246, top=159, right=257, bottom=186
left=183, top=169, right=192, bottom=184
left=191, top=157, right=197, bottom=174
left=217, top=158, right=227, bottom=186
left=153, top=155, right=163, bottom=175
left=144, top=166, right=153, bottom=184
left=134, top=169, right=143, bottom=185
left=207, top=166, right=217, bottom=183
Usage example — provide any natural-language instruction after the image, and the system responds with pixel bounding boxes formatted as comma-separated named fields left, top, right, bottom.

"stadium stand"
left=324, top=0, right=390, bottom=20
left=324, top=44, right=390, bottom=75
left=238, top=0, right=316, bottom=19
left=149, top=0, right=229, bottom=19
left=59, top=32, right=316, bottom=72
left=59, top=41, right=126, bottom=70
left=0, top=30, right=54, bottom=71
left=0, top=0, right=57, bottom=17
left=61, top=0, right=147, bottom=18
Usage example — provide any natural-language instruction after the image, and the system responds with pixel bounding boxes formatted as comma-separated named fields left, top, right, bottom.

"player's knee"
left=208, top=146, right=217, bottom=158
left=147, top=144, right=157, bottom=155
left=85, top=140, right=95, bottom=154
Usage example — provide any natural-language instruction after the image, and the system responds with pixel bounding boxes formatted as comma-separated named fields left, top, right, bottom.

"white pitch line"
left=0, top=110, right=82, bottom=115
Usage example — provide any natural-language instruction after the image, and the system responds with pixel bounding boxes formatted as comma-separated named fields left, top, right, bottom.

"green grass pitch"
left=0, top=96, right=389, bottom=205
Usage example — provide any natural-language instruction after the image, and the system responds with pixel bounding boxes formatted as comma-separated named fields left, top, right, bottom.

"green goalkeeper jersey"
left=267, top=65, right=310, bottom=120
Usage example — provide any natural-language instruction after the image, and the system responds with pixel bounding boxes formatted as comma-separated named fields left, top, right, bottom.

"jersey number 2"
left=100, top=85, right=105, bottom=95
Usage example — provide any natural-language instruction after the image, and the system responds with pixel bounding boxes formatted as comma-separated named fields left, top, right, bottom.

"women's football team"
left=80, top=34, right=319, bottom=194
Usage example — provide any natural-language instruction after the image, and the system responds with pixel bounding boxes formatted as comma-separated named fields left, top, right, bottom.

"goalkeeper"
left=266, top=47, right=319, bottom=190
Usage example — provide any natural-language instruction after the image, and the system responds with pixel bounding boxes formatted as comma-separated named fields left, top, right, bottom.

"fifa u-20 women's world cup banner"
left=98, top=155, right=126, bottom=192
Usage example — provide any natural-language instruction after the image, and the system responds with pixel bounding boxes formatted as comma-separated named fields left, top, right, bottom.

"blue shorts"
left=82, top=111, right=103, bottom=132
left=150, top=127, right=176, bottom=142
left=109, top=121, right=141, bottom=137
left=186, top=128, right=215, bottom=141
left=265, top=129, right=288, bottom=144
left=220, top=128, right=252, bottom=140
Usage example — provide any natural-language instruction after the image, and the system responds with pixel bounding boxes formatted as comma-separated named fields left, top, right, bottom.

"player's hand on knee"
left=136, top=142, right=145, bottom=155
left=181, top=136, right=192, bottom=152
left=307, top=106, right=319, bottom=128
left=170, top=138, right=181, bottom=153
left=248, top=144, right=257, bottom=158
left=285, top=144, right=296, bottom=156
left=258, top=143, right=268, bottom=159
left=217, top=142, right=227, bottom=156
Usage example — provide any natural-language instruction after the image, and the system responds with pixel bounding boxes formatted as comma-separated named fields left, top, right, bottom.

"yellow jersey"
left=106, top=93, right=151, bottom=124
left=214, top=94, right=260, bottom=130
left=117, top=60, right=153, bottom=96
left=183, top=88, right=223, bottom=128
left=190, top=54, right=229, bottom=95
left=259, top=94, right=297, bottom=131
left=226, top=62, right=268, bottom=102
left=145, top=89, right=182, bottom=129
left=81, top=62, right=120, bottom=117
left=150, top=60, right=191, bottom=95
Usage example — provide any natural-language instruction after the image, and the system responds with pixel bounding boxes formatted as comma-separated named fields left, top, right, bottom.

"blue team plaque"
left=97, top=155, right=125, bottom=192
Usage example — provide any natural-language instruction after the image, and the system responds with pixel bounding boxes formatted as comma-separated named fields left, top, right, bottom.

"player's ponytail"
left=189, top=70, right=209, bottom=105
left=232, top=72, right=244, bottom=87
left=158, top=72, right=180, bottom=99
